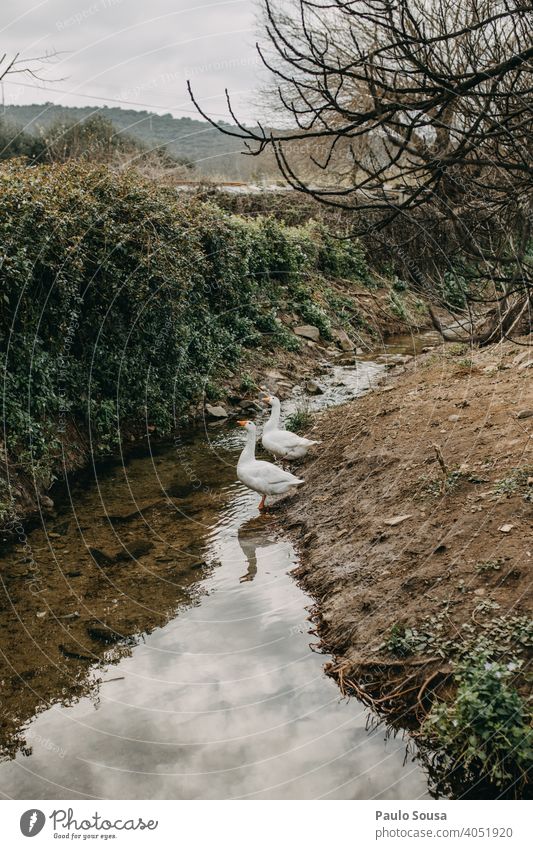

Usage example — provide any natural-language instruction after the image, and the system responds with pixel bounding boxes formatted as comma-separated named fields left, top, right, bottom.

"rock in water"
left=60, top=643, right=96, bottom=661
left=306, top=379, right=323, bottom=395
left=332, top=328, right=354, bottom=351
left=87, top=624, right=127, bottom=645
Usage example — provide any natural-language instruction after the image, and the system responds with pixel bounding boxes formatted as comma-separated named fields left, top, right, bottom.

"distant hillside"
left=3, top=103, right=277, bottom=180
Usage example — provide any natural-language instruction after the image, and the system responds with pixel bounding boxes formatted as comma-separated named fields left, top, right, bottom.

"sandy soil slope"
left=277, top=338, right=533, bottom=724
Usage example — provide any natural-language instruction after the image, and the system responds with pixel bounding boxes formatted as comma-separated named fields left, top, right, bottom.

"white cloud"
left=1, top=0, right=263, bottom=121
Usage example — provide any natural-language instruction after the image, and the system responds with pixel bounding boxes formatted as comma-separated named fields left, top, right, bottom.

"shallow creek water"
left=0, top=334, right=441, bottom=799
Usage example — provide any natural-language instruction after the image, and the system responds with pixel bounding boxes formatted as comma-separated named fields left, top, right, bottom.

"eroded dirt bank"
left=276, top=339, right=532, bottom=756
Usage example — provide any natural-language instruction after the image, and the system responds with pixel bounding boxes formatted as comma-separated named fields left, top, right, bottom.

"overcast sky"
left=1, top=0, right=264, bottom=122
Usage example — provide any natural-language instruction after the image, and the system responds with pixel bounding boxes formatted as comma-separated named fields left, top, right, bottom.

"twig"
left=433, top=443, right=449, bottom=478
left=416, top=669, right=447, bottom=717
left=373, top=682, right=421, bottom=705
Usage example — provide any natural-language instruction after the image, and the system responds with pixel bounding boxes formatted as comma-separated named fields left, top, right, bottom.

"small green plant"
left=473, top=599, right=501, bottom=617
left=274, top=326, right=301, bottom=352
left=388, top=290, right=408, bottom=320
left=418, top=475, right=442, bottom=498
left=476, top=559, right=503, bottom=573
left=239, top=372, right=257, bottom=393
left=445, top=342, right=470, bottom=357
left=474, top=615, right=533, bottom=655
left=493, top=467, right=533, bottom=501
left=204, top=381, right=224, bottom=401
left=384, top=623, right=430, bottom=657
left=443, top=469, right=464, bottom=491
left=494, top=476, right=520, bottom=496
left=289, top=284, right=333, bottom=340
left=0, top=484, right=17, bottom=526
left=420, top=652, right=532, bottom=792
left=382, top=614, right=533, bottom=662
left=324, top=287, right=365, bottom=330
left=285, top=407, right=313, bottom=434
left=421, top=468, right=466, bottom=497
left=392, top=275, right=408, bottom=292
left=420, top=354, right=439, bottom=369
left=456, top=357, right=474, bottom=370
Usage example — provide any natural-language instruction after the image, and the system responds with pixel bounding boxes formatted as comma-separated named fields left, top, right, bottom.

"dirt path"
left=276, top=338, right=533, bottom=729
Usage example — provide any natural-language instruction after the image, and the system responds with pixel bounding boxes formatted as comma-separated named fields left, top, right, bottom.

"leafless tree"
left=190, top=0, right=533, bottom=342
left=0, top=50, right=62, bottom=84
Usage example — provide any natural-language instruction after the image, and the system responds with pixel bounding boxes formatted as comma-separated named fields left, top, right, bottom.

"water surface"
left=0, top=343, right=438, bottom=799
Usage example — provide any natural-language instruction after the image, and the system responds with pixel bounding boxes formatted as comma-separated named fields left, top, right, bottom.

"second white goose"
left=261, top=395, right=320, bottom=461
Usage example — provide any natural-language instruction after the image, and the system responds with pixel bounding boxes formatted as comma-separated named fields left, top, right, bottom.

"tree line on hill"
left=0, top=104, right=278, bottom=181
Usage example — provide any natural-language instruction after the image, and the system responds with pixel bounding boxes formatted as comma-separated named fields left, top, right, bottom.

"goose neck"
left=239, top=426, right=256, bottom=463
left=265, top=399, right=281, bottom=431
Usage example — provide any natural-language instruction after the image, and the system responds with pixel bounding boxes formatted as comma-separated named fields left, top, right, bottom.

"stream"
left=0, top=333, right=441, bottom=800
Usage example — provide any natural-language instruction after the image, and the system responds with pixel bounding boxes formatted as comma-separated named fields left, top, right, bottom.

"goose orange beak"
left=237, top=420, right=250, bottom=426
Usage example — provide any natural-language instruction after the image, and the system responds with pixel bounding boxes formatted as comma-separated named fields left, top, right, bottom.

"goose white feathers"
left=236, top=420, right=304, bottom=510
left=261, top=395, right=320, bottom=460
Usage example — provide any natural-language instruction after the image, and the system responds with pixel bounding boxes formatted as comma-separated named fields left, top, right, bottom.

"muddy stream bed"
left=0, top=333, right=442, bottom=799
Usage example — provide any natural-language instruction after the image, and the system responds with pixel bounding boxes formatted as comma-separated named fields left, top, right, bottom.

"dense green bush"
left=316, top=227, right=371, bottom=284
left=0, top=118, right=47, bottom=163
left=0, top=161, right=370, bottom=515
left=420, top=652, right=532, bottom=794
left=0, top=115, right=191, bottom=169
left=38, top=114, right=142, bottom=163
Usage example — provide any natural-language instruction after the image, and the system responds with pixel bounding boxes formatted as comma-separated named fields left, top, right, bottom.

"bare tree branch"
left=189, top=0, right=533, bottom=341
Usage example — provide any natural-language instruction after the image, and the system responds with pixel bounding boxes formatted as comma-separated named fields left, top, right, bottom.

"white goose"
left=261, top=395, right=320, bottom=461
left=236, top=420, right=304, bottom=510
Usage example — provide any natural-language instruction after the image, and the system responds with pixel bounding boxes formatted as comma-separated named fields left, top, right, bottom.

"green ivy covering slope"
left=0, top=160, right=370, bottom=524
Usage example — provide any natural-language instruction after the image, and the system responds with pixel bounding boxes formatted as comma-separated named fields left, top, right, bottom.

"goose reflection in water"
left=237, top=518, right=274, bottom=583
